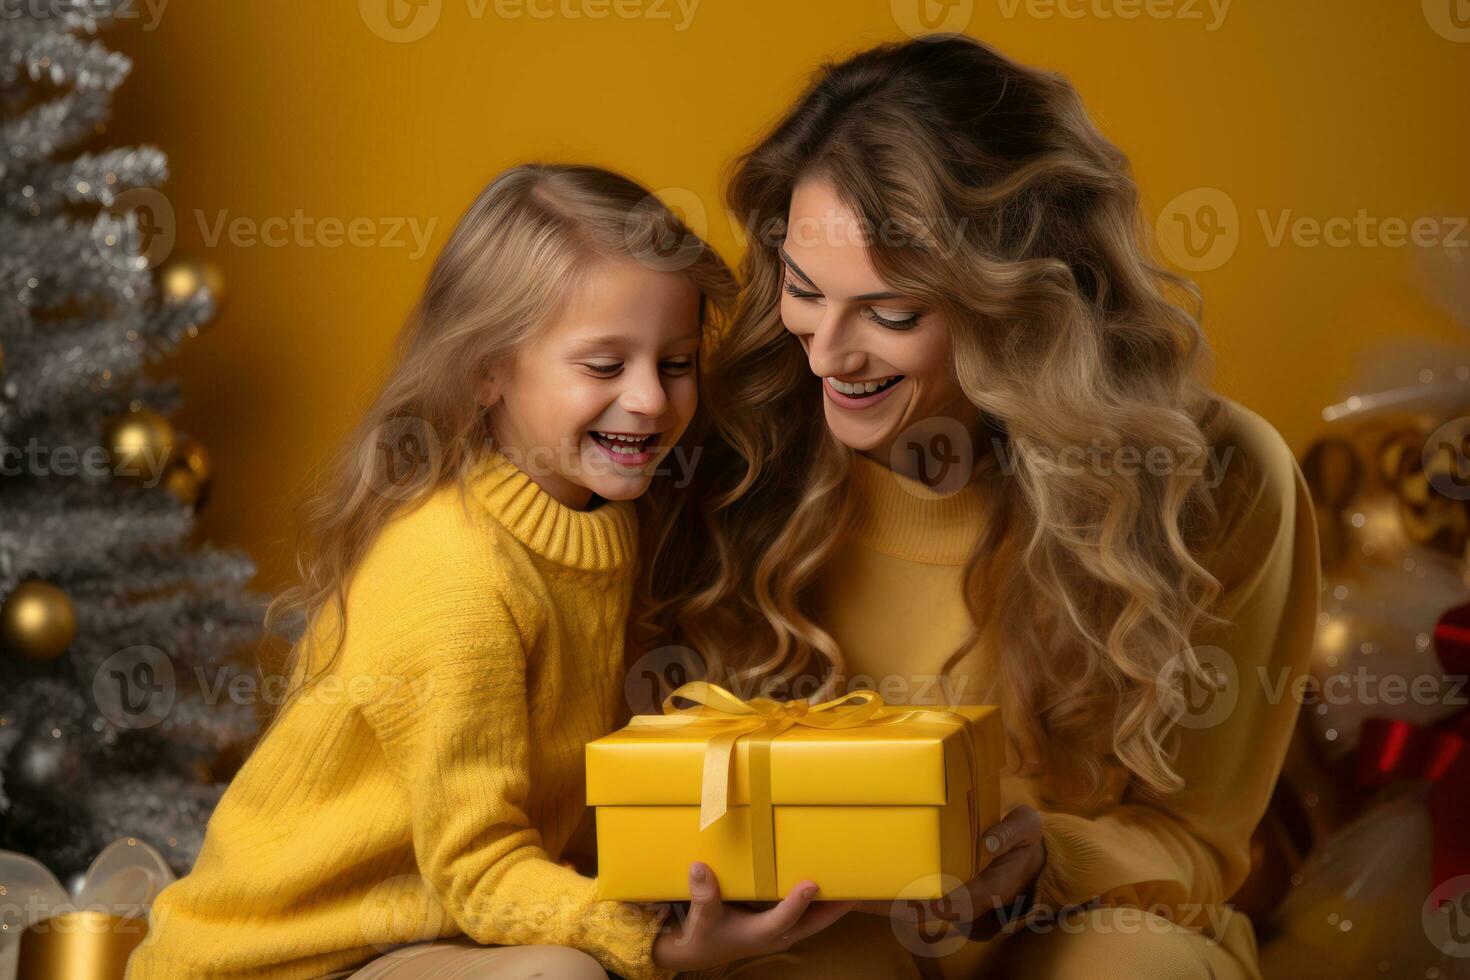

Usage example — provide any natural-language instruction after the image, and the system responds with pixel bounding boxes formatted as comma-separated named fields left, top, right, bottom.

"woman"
left=642, top=34, right=1320, bottom=979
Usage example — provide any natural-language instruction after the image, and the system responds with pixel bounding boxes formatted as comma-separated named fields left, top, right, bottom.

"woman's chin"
left=822, top=406, right=898, bottom=454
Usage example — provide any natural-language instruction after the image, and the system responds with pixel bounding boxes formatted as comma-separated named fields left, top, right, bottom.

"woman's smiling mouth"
left=823, top=374, right=905, bottom=409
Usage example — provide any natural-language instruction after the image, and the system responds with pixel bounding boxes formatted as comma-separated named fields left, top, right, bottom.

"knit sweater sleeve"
left=1026, top=411, right=1321, bottom=930
left=339, top=547, right=674, bottom=980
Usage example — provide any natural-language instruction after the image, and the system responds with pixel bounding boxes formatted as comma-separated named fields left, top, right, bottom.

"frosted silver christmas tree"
left=0, top=0, right=262, bottom=882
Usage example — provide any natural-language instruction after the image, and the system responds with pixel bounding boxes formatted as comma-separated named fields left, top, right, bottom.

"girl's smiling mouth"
left=588, top=430, right=659, bottom=465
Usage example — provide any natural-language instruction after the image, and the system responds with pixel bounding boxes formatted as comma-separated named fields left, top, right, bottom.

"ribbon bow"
left=1355, top=598, right=1470, bottom=907
left=1357, top=714, right=1470, bottom=907
left=626, top=681, right=982, bottom=897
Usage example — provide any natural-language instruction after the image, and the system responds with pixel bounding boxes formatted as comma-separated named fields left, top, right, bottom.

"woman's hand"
left=852, top=805, right=1046, bottom=941
left=651, top=861, right=857, bottom=971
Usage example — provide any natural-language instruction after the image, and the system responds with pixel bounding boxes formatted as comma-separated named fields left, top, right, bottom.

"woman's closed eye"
left=862, top=306, right=921, bottom=330
left=782, top=275, right=924, bottom=331
left=782, top=277, right=823, bottom=303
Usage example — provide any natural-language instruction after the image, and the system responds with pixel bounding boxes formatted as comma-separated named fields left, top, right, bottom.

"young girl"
left=125, top=164, right=853, bottom=980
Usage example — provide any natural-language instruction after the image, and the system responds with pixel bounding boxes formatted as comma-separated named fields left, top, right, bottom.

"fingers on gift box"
left=586, top=682, right=1003, bottom=901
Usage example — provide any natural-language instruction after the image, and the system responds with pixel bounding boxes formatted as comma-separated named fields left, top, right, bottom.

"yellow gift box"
left=586, top=681, right=1004, bottom=901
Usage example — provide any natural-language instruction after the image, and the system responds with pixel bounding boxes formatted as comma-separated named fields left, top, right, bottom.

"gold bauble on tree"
left=176, top=433, right=210, bottom=483
left=164, top=463, right=203, bottom=507
left=159, top=253, right=224, bottom=308
left=163, top=433, right=212, bottom=507
left=105, top=408, right=175, bottom=484
left=1, top=580, right=77, bottom=662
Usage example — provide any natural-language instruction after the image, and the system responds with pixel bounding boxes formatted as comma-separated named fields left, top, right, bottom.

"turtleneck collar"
left=846, top=451, right=986, bottom=566
left=467, top=450, right=637, bottom=571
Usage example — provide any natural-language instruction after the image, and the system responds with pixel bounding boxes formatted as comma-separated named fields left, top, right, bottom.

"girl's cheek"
left=670, top=377, right=699, bottom=424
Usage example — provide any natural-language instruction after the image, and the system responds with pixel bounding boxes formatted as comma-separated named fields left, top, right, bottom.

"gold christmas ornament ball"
left=1, top=580, right=77, bottom=662
left=159, top=254, right=224, bottom=306
left=106, top=408, right=176, bottom=483
left=176, top=433, right=211, bottom=483
left=164, top=463, right=206, bottom=507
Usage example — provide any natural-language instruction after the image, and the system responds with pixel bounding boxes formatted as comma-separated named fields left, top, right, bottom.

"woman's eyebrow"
left=778, top=248, right=819, bottom=289
left=778, top=247, right=905, bottom=302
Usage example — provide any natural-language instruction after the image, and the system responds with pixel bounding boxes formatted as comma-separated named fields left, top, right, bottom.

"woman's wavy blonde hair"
left=641, top=35, right=1240, bottom=805
left=254, top=163, right=736, bottom=744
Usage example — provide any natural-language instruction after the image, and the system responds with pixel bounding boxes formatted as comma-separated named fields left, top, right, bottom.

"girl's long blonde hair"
left=255, top=163, right=736, bottom=743
left=645, top=36, right=1240, bottom=805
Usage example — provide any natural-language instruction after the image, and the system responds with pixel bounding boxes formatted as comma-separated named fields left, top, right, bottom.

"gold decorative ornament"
left=158, top=254, right=224, bottom=307
left=1, top=579, right=76, bottom=662
left=104, top=409, right=175, bottom=484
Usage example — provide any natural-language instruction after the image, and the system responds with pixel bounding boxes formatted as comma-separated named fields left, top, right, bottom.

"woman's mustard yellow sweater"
left=812, top=397, right=1321, bottom=978
left=126, top=450, right=674, bottom=980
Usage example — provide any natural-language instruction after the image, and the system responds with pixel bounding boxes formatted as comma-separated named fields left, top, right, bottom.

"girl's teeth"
left=593, top=432, right=653, bottom=455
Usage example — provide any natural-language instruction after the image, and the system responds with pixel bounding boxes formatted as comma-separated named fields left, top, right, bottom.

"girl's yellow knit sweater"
left=125, top=450, right=674, bottom=980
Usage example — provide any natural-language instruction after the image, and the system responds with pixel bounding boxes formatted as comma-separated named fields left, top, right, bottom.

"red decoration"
left=1434, top=598, right=1470, bottom=678
left=1355, top=599, right=1470, bottom=907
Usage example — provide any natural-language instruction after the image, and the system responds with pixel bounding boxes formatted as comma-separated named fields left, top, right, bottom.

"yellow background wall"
left=107, top=0, right=1469, bottom=591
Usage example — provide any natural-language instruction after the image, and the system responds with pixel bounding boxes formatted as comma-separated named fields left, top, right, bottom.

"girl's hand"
left=651, top=861, right=857, bottom=971
left=852, top=805, right=1046, bottom=941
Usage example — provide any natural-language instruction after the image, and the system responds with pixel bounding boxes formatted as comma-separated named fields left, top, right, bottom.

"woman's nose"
left=804, top=311, right=865, bottom=379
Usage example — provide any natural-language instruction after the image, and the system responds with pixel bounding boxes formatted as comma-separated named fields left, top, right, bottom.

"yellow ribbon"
left=626, top=681, right=984, bottom=897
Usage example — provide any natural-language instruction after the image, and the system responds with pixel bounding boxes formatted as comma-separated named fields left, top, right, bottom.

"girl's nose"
left=619, top=366, right=669, bottom=417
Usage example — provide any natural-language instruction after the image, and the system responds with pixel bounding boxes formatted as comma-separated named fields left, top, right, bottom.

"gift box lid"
left=585, top=704, right=1001, bottom=807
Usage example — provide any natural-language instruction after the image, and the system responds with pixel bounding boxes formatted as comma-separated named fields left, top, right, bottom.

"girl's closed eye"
left=580, top=357, right=696, bottom=377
